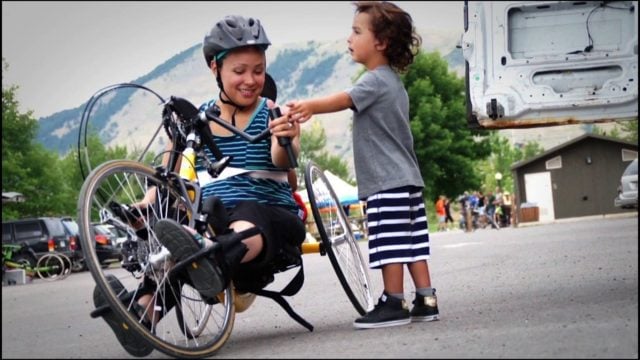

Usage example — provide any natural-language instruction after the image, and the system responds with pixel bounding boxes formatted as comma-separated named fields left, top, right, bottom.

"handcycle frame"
left=77, top=83, right=373, bottom=358
left=2, top=244, right=72, bottom=281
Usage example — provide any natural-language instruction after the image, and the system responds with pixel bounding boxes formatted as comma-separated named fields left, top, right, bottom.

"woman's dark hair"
left=353, top=1, right=422, bottom=73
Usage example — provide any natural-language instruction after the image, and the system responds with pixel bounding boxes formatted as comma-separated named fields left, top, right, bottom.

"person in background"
left=485, top=190, right=498, bottom=229
left=493, top=186, right=504, bottom=226
left=444, top=196, right=455, bottom=230
left=502, top=191, right=513, bottom=227
left=286, top=1, right=439, bottom=329
left=435, top=195, right=447, bottom=232
left=457, top=192, right=470, bottom=230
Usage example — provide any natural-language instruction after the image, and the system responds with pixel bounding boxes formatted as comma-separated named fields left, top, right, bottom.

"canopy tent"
left=298, top=170, right=359, bottom=206
left=299, top=170, right=366, bottom=241
left=323, top=171, right=359, bottom=205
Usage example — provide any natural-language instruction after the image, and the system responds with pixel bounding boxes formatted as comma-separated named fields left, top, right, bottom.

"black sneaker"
left=93, top=275, right=154, bottom=357
left=410, top=290, right=439, bottom=322
left=154, top=219, right=225, bottom=298
left=353, top=292, right=411, bottom=329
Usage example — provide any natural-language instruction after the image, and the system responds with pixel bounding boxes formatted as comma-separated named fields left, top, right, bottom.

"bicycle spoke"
left=305, top=162, right=374, bottom=315
left=78, top=160, right=235, bottom=358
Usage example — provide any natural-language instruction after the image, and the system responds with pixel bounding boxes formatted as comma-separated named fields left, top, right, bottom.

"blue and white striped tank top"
left=196, top=98, right=297, bottom=214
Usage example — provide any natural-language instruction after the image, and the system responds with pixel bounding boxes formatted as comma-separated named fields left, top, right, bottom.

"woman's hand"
left=268, top=114, right=298, bottom=138
left=268, top=107, right=300, bottom=168
left=268, top=105, right=298, bottom=139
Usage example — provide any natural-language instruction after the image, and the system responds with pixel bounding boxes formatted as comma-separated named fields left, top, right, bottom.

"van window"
left=43, top=218, right=66, bottom=237
left=623, top=159, right=638, bottom=176
left=14, top=222, right=44, bottom=240
left=2, top=223, right=12, bottom=242
left=62, top=218, right=79, bottom=235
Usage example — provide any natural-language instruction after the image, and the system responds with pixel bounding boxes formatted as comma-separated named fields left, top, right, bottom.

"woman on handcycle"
left=94, top=14, right=305, bottom=357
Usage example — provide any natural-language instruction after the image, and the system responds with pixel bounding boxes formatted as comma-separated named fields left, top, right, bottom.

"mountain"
left=36, top=28, right=464, bottom=176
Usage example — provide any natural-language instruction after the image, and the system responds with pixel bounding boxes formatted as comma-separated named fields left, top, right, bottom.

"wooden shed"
left=511, top=134, right=637, bottom=224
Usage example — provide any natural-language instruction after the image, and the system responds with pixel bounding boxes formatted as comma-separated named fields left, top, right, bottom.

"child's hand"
left=286, top=100, right=312, bottom=123
left=266, top=99, right=291, bottom=115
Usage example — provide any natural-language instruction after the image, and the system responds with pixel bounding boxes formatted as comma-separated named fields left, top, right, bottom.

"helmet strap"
left=218, top=89, right=247, bottom=127
left=215, top=66, right=246, bottom=127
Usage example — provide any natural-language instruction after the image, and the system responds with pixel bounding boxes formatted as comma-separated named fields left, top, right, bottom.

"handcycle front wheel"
left=77, top=159, right=235, bottom=358
left=36, top=252, right=72, bottom=281
left=304, top=162, right=374, bottom=315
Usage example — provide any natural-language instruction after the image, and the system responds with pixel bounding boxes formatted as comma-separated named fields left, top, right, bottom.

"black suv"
left=2, top=217, right=76, bottom=268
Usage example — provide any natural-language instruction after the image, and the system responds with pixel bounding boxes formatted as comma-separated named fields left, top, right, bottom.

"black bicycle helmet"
left=203, top=15, right=271, bottom=66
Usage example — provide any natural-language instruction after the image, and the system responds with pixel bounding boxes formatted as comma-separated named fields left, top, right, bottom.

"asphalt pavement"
left=2, top=214, right=637, bottom=358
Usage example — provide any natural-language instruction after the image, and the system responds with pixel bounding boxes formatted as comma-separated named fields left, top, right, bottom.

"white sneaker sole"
left=411, top=314, right=439, bottom=322
left=353, top=317, right=411, bottom=329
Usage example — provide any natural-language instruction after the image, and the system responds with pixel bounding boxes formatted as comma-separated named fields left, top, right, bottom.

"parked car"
left=60, top=217, right=82, bottom=272
left=2, top=217, right=76, bottom=269
left=59, top=218, right=122, bottom=271
left=614, top=158, right=638, bottom=209
left=91, top=223, right=123, bottom=266
left=103, top=224, right=129, bottom=249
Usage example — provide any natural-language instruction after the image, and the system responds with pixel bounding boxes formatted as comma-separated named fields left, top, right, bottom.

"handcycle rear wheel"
left=176, top=283, right=214, bottom=339
left=77, top=159, right=235, bottom=358
left=304, top=162, right=374, bottom=315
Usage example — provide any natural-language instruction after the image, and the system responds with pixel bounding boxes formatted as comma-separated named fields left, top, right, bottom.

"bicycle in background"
left=2, top=243, right=72, bottom=281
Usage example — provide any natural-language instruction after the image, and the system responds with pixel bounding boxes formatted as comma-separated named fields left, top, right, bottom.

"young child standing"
left=287, top=1, right=439, bottom=329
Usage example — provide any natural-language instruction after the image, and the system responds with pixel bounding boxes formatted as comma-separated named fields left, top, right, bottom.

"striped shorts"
left=366, top=186, right=430, bottom=269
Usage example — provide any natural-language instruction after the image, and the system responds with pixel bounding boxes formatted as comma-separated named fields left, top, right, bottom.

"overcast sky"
left=2, top=1, right=464, bottom=118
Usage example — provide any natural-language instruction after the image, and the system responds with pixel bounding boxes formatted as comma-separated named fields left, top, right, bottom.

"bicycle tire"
left=304, top=162, right=374, bottom=315
left=11, top=253, right=37, bottom=272
left=176, top=283, right=214, bottom=339
left=35, top=252, right=72, bottom=280
left=77, top=159, right=235, bottom=358
left=5, top=256, right=36, bottom=278
left=57, top=252, right=73, bottom=279
left=77, top=83, right=167, bottom=181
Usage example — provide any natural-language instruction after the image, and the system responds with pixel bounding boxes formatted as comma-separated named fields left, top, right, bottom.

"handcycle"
left=76, top=83, right=374, bottom=358
left=2, top=243, right=72, bottom=281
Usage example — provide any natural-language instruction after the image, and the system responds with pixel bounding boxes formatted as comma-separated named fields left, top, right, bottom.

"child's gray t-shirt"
left=346, top=65, right=424, bottom=200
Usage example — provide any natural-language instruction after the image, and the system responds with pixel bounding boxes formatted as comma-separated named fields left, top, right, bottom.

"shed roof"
left=511, top=133, right=638, bottom=170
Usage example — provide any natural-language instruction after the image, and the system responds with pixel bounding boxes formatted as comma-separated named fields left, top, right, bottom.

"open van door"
left=462, top=1, right=638, bottom=129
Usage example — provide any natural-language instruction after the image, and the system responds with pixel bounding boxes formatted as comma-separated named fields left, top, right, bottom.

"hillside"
left=36, top=28, right=463, bottom=176
left=36, top=28, right=609, bottom=177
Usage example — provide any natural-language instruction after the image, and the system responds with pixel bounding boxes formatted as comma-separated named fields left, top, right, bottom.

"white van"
left=462, top=1, right=638, bottom=129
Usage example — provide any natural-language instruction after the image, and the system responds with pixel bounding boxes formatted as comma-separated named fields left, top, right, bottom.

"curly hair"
left=353, top=1, right=422, bottom=73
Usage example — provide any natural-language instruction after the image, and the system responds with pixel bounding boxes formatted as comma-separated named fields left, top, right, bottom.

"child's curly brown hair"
left=353, top=1, right=422, bottom=73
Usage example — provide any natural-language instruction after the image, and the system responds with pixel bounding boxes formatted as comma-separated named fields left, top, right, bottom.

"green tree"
left=403, top=51, right=491, bottom=201
left=587, top=119, right=638, bottom=144
left=518, top=141, right=545, bottom=160
left=58, top=129, right=143, bottom=219
left=2, top=59, right=68, bottom=219
left=588, top=123, right=622, bottom=139
left=618, top=119, right=638, bottom=143
left=298, top=121, right=350, bottom=189
left=476, top=132, right=545, bottom=193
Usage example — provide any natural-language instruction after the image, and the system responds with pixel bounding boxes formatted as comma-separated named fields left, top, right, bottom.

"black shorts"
left=228, top=200, right=306, bottom=271
left=137, top=201, right=305, bottom=306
